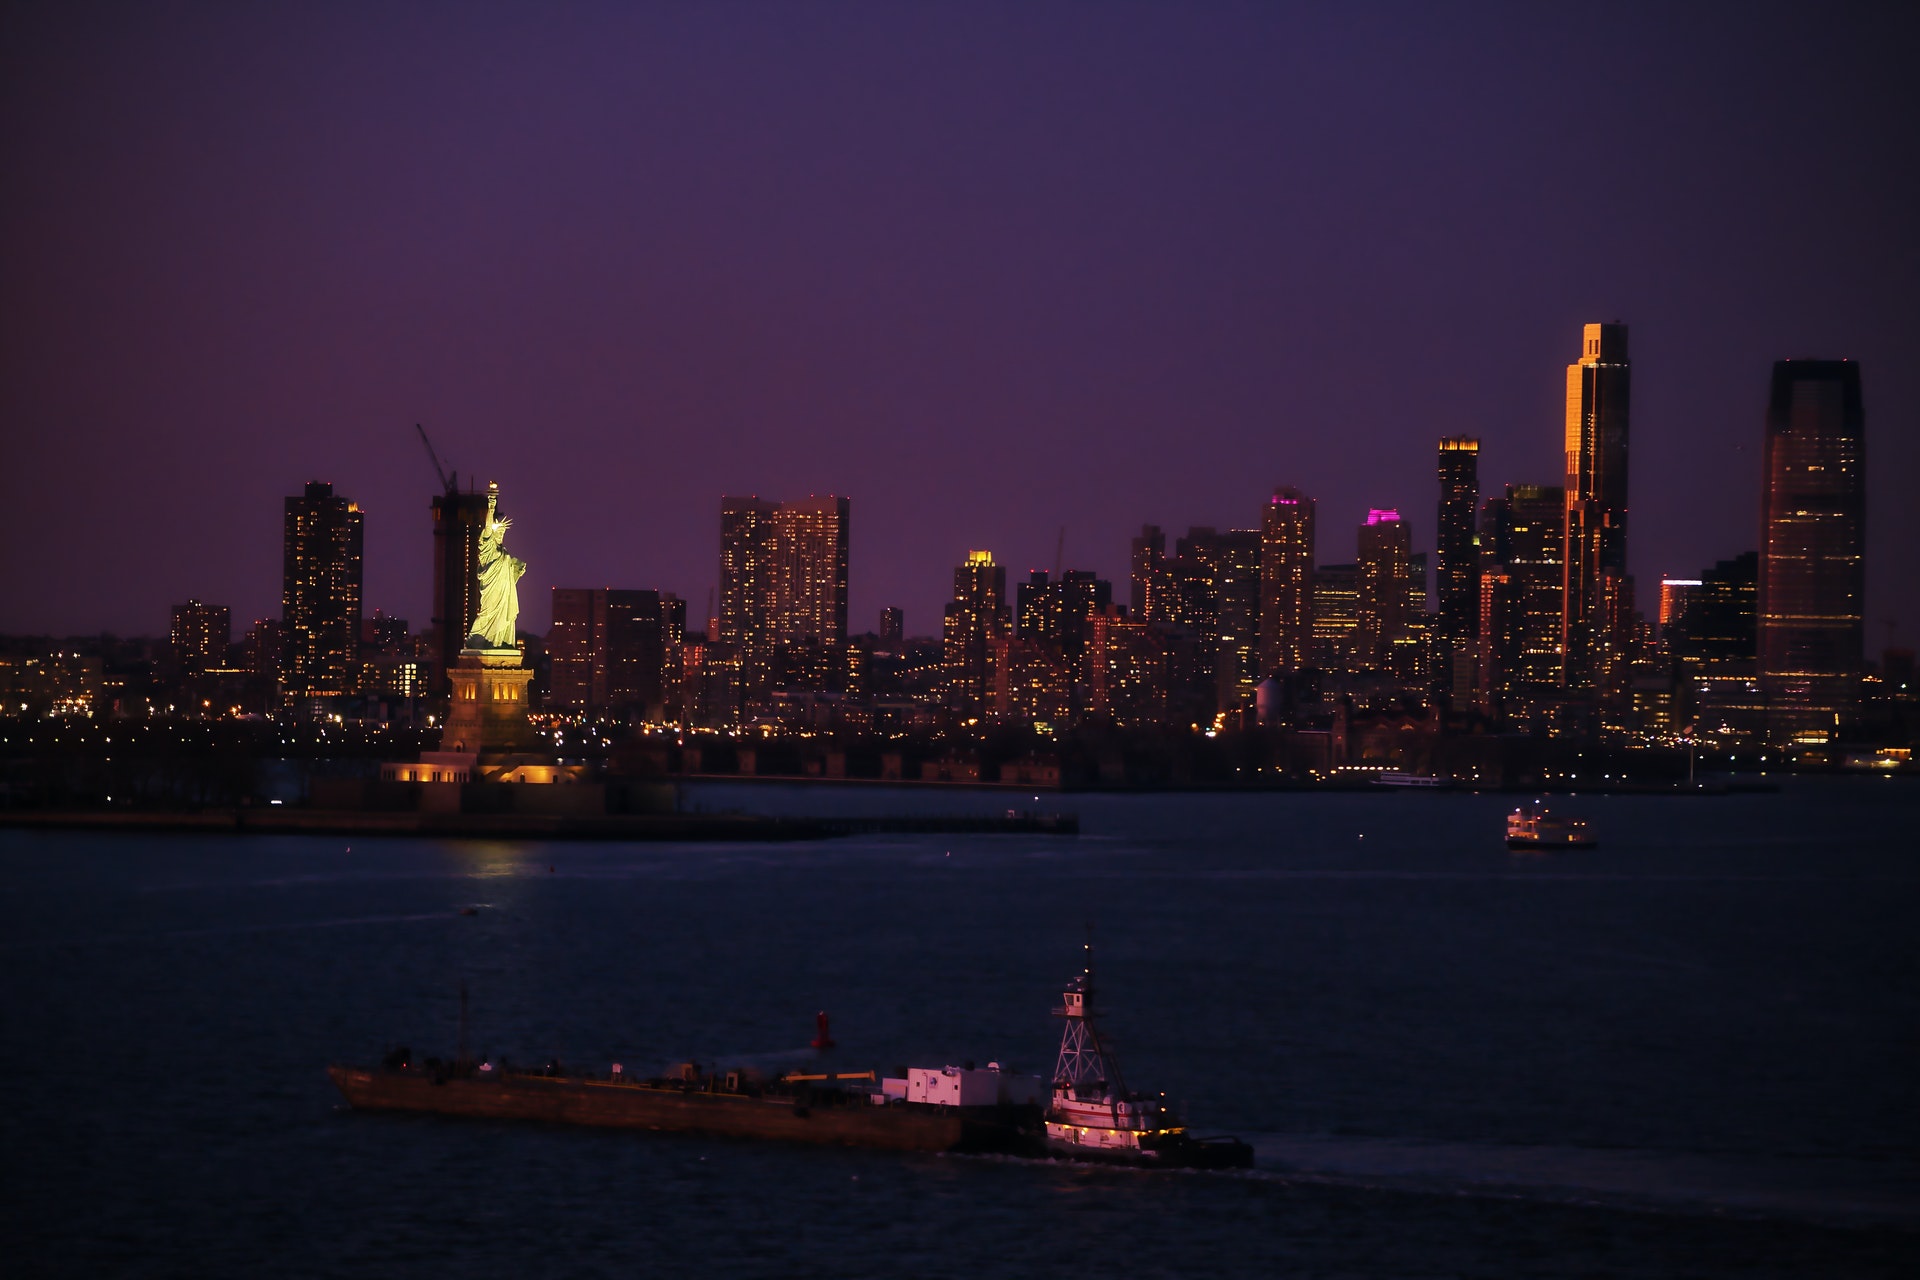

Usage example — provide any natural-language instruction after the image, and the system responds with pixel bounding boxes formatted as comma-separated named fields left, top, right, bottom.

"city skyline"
left=2, top=6, right=1915, bottom=643
left=0, top=342, right=1893, bottom=658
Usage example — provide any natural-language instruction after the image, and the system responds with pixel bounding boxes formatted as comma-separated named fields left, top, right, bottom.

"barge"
left=330, top=959, right=1251, bottom=1169
left=329, top=1056, right=1042, bottom=1155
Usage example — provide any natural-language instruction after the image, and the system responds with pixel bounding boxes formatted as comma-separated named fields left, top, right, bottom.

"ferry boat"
left=1045, top=962, right=1252, bottom=1169
left=1506, top=800, right=1595, bottom=849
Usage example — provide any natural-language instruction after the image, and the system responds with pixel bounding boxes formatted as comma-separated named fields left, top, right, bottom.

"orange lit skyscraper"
left=1561, top=323, right=1631, bottom=692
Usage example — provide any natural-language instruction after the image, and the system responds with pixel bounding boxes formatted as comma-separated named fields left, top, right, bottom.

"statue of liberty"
left=467, top=482, right=527, bottom=651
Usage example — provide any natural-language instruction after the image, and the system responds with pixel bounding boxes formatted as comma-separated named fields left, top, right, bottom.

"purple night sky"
left=3, top=5, right=1915, bottom=647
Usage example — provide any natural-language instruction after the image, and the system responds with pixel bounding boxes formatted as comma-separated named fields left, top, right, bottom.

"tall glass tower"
left=1759, top=360, right=1866, bottom=743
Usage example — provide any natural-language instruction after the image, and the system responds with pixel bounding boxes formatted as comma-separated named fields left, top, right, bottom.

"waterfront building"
left=1259, top=488, right=1316, bottom=678
left=1357, top=510, right=1412, bottom=672
left=170, top=599, right=230, bottom=673
left=989, top=634, right=1075, bottom=727
left=430, top=489, right=490, bottom=694
left=1310, top=563, right=1360, bottom=670
left=241, top=618, right=283, bottom=680
left=718, top=495, right=850, bottom=699
left=1657, top=579, right=1703, bottom=640
left=1170, top=527, right=1262, bottom=710
left=767, top=496, right=851, bottom=689
left=1476, top=566, right=1514, bottom=715
left=1561, top=323, right=1632, bottom=692
left=1665, top=552, right=1763, bottom=741
left=1130, top=525, right=1173, bottom=624
left=1759, top=360, right=1866, bottom=743
left=548, top=588, right=678, bottom=719
left=282, top=481, right=364, bottom=701
left=878, top=607, right=904, bottom=655
left=1015, top=568, right=1112, bottom=719
left=1016, top=569, right=1111, bottom=654
left=718, top=496, right=777, bottom=695
left=1479, top=484, right=1566, bottom=723
left=942, top=550, right=1007, bottom=716
left=1086, top=606, right=1205, bottom=728
left=1435, top=438, right=1480, bottom=694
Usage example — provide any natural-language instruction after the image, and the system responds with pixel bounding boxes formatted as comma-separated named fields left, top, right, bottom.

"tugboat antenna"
left=458, top=983, right=470, bottom=1067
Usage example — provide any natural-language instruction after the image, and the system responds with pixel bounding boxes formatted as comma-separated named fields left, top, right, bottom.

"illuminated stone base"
left=441, top=649, right=534, bottom=754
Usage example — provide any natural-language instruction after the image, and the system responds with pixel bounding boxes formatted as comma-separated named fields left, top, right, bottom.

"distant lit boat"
left=1375, top=771, right=1451, bottom=789
left=1506, top=800, right=1594, bottom=849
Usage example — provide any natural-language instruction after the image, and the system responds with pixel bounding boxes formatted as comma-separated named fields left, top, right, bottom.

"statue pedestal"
left=441, top=649, right=534, bottom=754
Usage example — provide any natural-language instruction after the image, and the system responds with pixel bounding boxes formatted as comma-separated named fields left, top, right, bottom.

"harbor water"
left=3, top=778, right=1917, bottom=1277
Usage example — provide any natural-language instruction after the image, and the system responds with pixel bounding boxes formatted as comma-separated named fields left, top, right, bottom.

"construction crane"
left=414, top=422, right=457, bottom=496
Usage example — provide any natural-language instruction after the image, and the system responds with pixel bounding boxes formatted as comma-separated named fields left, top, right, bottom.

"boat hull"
left=1043, top=1133, right=1254, bottom=1170
left=329, top=1066, right=1039, bottom=1155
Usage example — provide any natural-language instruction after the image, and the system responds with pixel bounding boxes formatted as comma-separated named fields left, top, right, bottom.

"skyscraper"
left=1130, top=525, right=1172, bottom=624
left=1435, top=438, right=1480, bottom=647
left=1169, top=528, right=1261, bottom=709
left=1016, top=570, right=1112, bottom=649
left=718, top=495, right=850, bottom=697
left=548, top=587, right=599, bottom=710
left=769, top=496, right=850, bottom=690
left=1310, top=564, right=1359, bottom=670
left=718, top=496, right=778, bottom=692
left=942, top=550, right=1007, bottom=714
left=1356, top=509, right=1412, bottom=671
left=1675, top=552, right=1763, bottom=742
left=282, top=481, right=363, bottom=700
left=1657, top=579, right=1703, bottom=639
left=170, top=599, right=231, bottom=673
left=1258, top=488, right=1315, bottom=678
left=1479, top=484, right=1566, bottom=719
left=549, top=587, right=679, bottom=719
left=431, top=489, right=491, bottom=694
left=1759, top=360, right=1866, bottom=742
left=1561, top=322, right=1631, bottom=692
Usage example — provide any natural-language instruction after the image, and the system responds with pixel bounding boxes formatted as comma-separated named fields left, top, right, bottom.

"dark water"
left=3, top=779, right=1917, bottom=1277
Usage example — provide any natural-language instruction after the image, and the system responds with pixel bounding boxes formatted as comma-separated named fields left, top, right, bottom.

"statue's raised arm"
left=467, top=481, right=528, bottom=651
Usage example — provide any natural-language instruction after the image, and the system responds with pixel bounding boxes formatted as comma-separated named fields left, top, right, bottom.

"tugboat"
left=1506, top=799, right=1596, bottom=849
left=1044, top=956, right=1252, bottom=1169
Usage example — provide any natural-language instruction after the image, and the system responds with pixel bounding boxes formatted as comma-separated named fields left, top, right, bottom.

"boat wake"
left=955, top=1132, right=1918, bottom=1229
left=1243, top=1133, right=1920, bottom=1230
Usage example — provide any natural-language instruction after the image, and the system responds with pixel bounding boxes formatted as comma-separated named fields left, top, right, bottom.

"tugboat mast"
left=1052, top=943, right=1129, bottom=1102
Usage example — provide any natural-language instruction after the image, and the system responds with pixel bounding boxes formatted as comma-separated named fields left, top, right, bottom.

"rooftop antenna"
left=414, top=422, right=458, bottom=497
left=1054, top=526, right=1066, bottom=578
